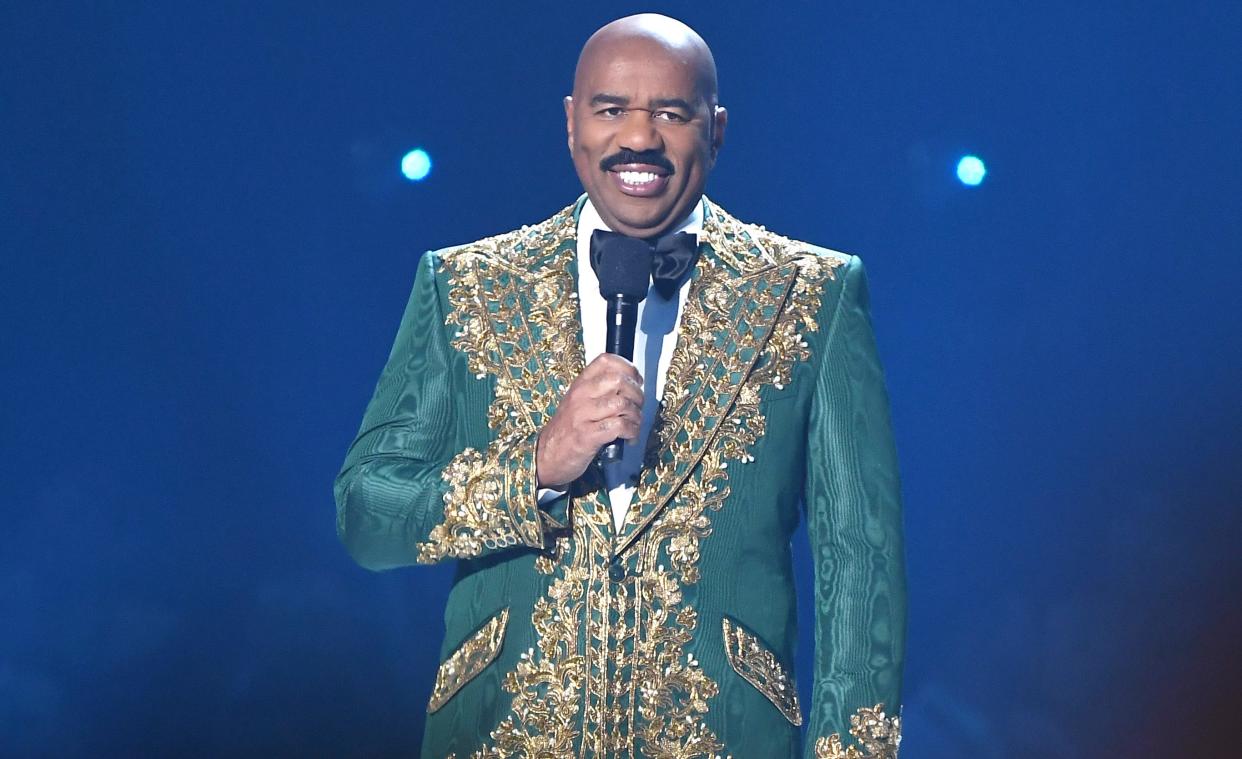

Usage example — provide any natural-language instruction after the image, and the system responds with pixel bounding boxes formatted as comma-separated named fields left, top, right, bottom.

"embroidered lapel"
left=441, top=203, right=615, bottom=543
left=442, top=197, right=840, bottom=557
left=612, top=200, right=802, bottom=555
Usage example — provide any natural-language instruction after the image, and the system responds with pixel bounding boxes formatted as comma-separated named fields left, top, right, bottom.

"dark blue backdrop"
left=3, top=2, right=1239, bottom=756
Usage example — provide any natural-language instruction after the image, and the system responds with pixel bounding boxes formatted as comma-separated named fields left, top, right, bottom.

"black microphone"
left=590, top=231, right=652, bottom=463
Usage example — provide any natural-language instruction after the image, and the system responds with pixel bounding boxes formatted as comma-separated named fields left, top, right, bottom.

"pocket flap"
left=722, top=615, right=802, bottom=726
left=427, top=607, right=509, bottom=713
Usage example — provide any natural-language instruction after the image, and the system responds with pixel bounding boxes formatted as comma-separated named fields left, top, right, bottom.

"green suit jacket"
left=334, top=196, right=906, bottom=758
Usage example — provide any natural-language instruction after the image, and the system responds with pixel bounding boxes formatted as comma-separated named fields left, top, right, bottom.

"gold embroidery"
left=534, top=532, right=571, bottom=575
left=416, top=206, right=589, bottom=563
left=619, top=262, right=790, bottom=559
left=583, top=537, right=630, bottom=755
left=416, top=430, right=542, bottom=563
left=630, top=567, right=723, bottom=758
left=428, top=608, right=510, bottom=713
left=441, top=207, right=583, bottom=433
left=622, top=202, right=837, bottom=756
left=473, top=523, right=592, bottom=758
left=721, top=617, right=802, bottom=726
left=813, top=704, right=902, bottom=759
left=429, top=205, right=594, bottom=757
left=435, top=200, right=840, bottom=757
left=701, top=204, right=839, bottom=398
left=616, top=201, right=843, bottom=556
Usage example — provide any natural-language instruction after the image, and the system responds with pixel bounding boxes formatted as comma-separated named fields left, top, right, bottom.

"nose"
left=617, top=111, right=664, bottom=154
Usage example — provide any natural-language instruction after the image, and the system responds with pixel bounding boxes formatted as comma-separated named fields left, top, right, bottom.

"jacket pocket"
left=427, top=607, right=509, bottom=713
left=721, top=615, right=803, bottom=726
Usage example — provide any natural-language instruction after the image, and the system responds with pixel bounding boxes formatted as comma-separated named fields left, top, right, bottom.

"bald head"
left=573, top=14, right=718, bottom=107
left=564, top=14, right=727, bottom=238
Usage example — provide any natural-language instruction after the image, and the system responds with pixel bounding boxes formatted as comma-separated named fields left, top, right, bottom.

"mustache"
left=600, top=150, right=674, bottom=174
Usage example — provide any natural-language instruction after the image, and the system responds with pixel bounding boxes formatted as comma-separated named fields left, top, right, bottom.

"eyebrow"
left=649, top=97, right=693, bottom=111
left=590, top=94, right=630, bottom=107
left=588, top=94, right=695, bottom=111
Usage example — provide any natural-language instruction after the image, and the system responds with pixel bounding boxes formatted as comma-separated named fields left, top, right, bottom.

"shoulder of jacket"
left=428, top=203, right=578, bottom=271
left=704, top=199, right=855, bottom=281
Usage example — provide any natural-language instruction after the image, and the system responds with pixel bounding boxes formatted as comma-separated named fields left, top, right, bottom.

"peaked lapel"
left=444, top=200, right=615, bottom=544
left=612, top=200, right=802, bottom=556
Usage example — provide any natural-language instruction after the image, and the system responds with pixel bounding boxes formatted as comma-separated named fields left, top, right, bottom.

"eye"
left=597, top=107, right=625, bottom=118
left=654, top=110, right=688, bottom=123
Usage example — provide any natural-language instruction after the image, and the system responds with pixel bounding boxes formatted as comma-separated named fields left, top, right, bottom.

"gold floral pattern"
left=441, top=208, right=583, bottom=433
left=416, top=430, right=542, bottom=563
left=721, top=616, right=802, bottom=726
left=415, top=206, right=598, bottom=564
left=617, top=202, right=841, bottom=557
left=629, top=569, right=722, bottom=757
left=813, top=704, right=902, bottom=759
left=478, top=544, right=590, bottom=757
left=429, top=608, right=511, bottom=713
left=434, top=198, right=842, bottom=756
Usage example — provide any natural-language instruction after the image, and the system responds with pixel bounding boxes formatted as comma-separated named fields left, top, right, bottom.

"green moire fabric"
left=334, top=196, right=906, bottom=759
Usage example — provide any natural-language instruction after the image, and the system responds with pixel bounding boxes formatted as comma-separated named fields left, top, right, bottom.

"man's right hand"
left=535, top=354, right=644, bottom=489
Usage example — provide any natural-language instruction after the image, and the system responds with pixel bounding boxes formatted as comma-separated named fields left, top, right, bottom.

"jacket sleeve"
left=333, top=251, right=552, bottom=571
left=803, top=256, right=906, bottom=758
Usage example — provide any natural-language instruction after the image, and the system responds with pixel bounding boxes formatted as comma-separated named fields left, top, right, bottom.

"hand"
left=536, top=354, right=643, bottom=488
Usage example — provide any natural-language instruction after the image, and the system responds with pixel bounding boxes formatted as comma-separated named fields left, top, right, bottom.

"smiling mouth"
left=607, top=163, right=671, bottom=198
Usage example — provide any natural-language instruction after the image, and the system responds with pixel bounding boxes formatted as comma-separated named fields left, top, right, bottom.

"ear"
left=710, top=105, right=728, bottom=164
left=564, top=95, right=575, bottom=154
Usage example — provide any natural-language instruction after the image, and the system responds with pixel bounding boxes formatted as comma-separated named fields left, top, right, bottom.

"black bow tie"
left=589, top=229, right=700, bottom=300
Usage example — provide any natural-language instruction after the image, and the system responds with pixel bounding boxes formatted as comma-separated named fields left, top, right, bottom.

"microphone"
left=590, top=231, right=652, bottom=462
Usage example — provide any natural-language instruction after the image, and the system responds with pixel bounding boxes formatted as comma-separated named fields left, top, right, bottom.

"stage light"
left=956, top=155, right=986, bottom=186
left=401, top=148, right=432, bottom=182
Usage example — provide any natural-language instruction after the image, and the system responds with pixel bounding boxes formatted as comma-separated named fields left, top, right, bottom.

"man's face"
left=565, top=40, right=726, bottom=239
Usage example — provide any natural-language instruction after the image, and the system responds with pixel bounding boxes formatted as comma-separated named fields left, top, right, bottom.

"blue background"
left=3, top=2, right=1239, bottom=756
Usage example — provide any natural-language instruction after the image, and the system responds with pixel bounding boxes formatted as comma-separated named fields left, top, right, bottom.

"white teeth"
left=618, top=171, right=659, bottom=184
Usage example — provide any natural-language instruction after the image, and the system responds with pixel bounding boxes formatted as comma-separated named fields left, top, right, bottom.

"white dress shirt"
left=539, top=198, right=702, bottom=532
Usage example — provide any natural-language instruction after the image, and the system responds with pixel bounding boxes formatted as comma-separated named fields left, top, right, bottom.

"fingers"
left=608, top=374, right=645, bottom=409
left=596, top=415, right=641, bottom=443
left=563, top=355, right=642, bottom=410
left=583, top=392, right=642, bottom=423
left=584, top=356, right=643, bottom=407
left=589, top=353, right=643, bottom=390
left=540, top=354, right=646, bottom=478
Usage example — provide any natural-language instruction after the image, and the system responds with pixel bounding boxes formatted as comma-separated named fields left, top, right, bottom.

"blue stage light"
left=401, top=148, right=432, bottom=181
left=956, top=155, right=986, bottom=186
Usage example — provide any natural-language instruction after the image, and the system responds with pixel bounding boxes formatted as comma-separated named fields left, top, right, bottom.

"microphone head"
left=592, top=231, right=651, bottom=301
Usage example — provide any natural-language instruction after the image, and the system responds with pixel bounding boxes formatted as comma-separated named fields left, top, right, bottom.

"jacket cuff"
left=415, top=429, right=546, bottom=563
left=811, top=704, right=902, bottom=759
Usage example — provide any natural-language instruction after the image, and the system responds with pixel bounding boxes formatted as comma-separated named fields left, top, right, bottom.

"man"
left=334, top=13, right=905, bottom=759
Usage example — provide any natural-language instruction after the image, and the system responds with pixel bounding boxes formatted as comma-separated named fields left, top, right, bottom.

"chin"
left=613, top=200, right=686, bottom=232
left=616, top=207, right=672, bottom=228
